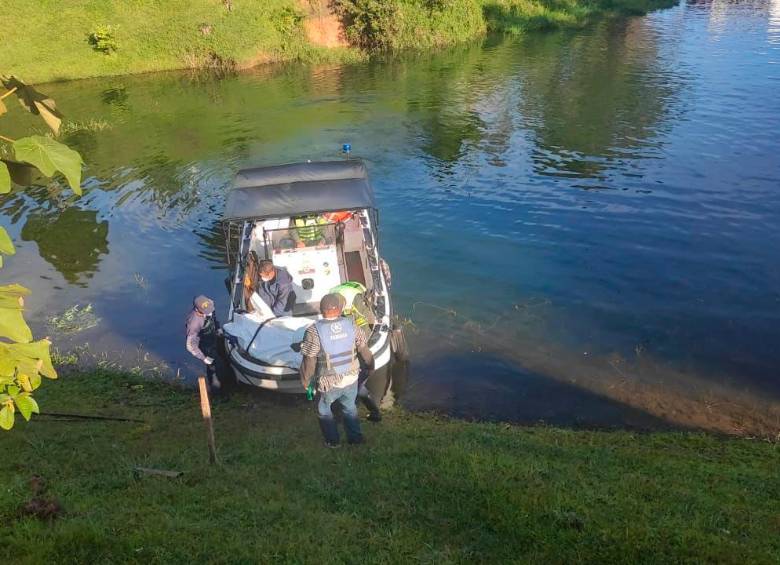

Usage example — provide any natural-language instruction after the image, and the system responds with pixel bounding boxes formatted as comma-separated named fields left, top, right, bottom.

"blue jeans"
left=317, top=380, right=362, bottom=444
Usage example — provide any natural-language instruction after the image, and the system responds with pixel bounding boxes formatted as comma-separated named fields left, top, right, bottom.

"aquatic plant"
left=47, top=304, right=101, bottom=335
left=59, top=119, right=111, bottom=135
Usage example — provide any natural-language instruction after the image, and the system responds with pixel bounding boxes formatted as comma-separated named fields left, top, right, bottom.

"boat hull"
left=225, top=328, right=393, bottom=394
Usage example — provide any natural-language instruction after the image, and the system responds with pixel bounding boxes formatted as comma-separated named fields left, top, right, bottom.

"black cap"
left=319, top=293, right=343, bottom=314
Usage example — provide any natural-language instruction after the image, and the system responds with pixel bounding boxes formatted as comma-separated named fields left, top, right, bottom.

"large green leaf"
left=0, top=306, right=32, bottom=343
left=0, top=284, right=30, bottom=296
left=0, top=226, right=14, bottom=255
left=0, top=161, right=10, bottom=194
left=13, top=136, right=82, bottom=194
left=0, top=403, right=14, bottom=430
left=0, top=356, right=15, bottom=377
left=14, top=393, right=39, bottom=421
left=0, top=284, right=32, bottom=342
left=0, top=340, right=57, bottom=379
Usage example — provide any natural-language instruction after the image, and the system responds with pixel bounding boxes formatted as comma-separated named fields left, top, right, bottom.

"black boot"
left=318, top=416, right=340, bottom=448
left=361, top=394, right=382, bottom=422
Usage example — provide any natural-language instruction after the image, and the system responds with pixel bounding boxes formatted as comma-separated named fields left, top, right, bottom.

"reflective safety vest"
left=330, top=281, right=368, bottom=327
left=315, top=317, right=358, bottom=378
left=294, top=216, right=325, bottom=243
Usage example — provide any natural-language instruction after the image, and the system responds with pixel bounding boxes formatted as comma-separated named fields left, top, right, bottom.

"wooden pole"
left=198, top=375, right=218, bottom=464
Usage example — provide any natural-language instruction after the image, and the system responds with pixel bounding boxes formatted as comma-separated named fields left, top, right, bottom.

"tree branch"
left=0, top=87, right=18, bottom=101
left=0, top=133, right=15, bottom=143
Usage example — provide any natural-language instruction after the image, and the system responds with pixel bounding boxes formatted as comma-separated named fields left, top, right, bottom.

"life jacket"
left=330, top=281, right=369, bottom=327
left=294, top=215, right=325, bottom=243
left=199, top=314, right=218, bottom=354
left=315, top=317, right=358, bottom=380
left=323, top=211, right=352, bottom=223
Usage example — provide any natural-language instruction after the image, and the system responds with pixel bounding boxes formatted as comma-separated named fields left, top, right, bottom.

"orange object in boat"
left=323, top=211, right=352, bottom=223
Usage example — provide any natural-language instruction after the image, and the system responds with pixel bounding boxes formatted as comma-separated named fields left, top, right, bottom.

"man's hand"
left=204, top=357, right=214, bottom=365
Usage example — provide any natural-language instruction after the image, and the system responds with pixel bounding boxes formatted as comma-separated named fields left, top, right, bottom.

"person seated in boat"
left=292, top=214, right=328, bottom=248
left=254, top=259, right=296, bottom=317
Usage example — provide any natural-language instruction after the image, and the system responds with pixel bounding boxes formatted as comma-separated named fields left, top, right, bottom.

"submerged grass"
left=4, top=0, right=676, bottom=84
left=1, top=370, right=778, bottom=563
left=46, top=304, right=100, bottom=335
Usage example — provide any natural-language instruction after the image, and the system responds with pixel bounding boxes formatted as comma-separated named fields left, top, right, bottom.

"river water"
left=2, top=0, right=779, bottom=433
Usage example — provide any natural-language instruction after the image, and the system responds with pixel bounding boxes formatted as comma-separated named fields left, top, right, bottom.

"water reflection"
left=21, top=206, right=109, bottom=286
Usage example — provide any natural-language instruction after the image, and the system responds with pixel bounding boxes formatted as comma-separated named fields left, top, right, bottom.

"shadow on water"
left=398, top=316, right=780, bottom=437
left=402, top=351, right=681, bottom=431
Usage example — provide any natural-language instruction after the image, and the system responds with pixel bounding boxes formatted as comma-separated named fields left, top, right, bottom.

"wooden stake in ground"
left=197, top=375, right=218, bottom=464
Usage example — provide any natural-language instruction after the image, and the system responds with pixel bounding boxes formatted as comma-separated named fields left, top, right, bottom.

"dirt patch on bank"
left=301, top=0, right=349, bottom=48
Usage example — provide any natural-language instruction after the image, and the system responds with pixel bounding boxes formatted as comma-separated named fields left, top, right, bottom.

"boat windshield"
left=260, top=222, right=345, bottom=315
left=261, top=221, right=340, bottom=255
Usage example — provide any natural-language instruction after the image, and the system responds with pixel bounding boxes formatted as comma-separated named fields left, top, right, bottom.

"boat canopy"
left=223, top=160, right=376, bottom=221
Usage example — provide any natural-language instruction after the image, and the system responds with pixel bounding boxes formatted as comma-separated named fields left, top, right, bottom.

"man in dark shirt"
left=185, top=295, right=221, bottom=390
left=300, top=293, right=374, bottom=447
left=256, top=260, right=296, bottom=317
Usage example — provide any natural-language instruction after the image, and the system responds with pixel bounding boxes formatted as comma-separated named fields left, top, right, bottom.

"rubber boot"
left=361, top=393, right=382, bottom=422
left=318, top=416, right=340, bottom=448
left=343, top=414, right=364, bottom=445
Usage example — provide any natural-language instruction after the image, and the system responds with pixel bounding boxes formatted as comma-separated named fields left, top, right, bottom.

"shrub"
left=271, top=6, right=305, bottom=37
left=87, top=25, right=118, bottom=54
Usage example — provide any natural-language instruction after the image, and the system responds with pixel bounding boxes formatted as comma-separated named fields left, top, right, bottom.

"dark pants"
left=317, top=381, right=363, bottom=445
left=357, top=369, right=381, bottom=420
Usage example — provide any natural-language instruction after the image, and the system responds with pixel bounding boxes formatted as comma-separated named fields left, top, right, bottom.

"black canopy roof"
left=223, top=160, right=376, bottom=221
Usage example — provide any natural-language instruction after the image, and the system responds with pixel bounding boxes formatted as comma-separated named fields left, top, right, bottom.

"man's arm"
left=299, top=325, right=320, bottom=388
left=185, top=316, right=207, bottom=362
left=300, top=356, right=317, bottom=389
left=355, top=326, right=374, bottom=369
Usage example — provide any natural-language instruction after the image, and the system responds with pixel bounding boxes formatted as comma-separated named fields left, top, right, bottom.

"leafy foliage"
left=13, top=136, right=83, bottom=194
left=0, top=76, right=82, bottom=429
left=271, top=6, right=304, bottom=37
left=87, top=25, right=119, bottom=54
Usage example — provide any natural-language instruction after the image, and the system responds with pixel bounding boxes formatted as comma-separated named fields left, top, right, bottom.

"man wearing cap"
left=185, top=295, right=221, bottom=390
left=300, top=293, right=374, bottom=447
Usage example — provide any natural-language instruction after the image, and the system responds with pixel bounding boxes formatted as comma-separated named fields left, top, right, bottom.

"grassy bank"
left=3, top=0, right=677, bottom=84
left=1, top=371, right=778, bottom=563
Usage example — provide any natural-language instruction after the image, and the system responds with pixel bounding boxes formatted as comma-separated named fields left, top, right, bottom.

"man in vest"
left=300, top=293, right=374, bottom=447
left=330, top=282, right=381, bottom=422
left=293, top=214, right=327, bottom=247
left=185, top=295, right=221, bottom=390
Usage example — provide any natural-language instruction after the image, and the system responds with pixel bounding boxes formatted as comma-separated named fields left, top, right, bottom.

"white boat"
left=221, top=160, right=404, bottom=398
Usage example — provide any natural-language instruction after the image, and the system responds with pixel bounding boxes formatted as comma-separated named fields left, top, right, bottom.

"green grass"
left=1, top=371, right=778, bottom=563
left=0, top=0, right=357, bottom=84
left=3, top=0, right=676, bottom=84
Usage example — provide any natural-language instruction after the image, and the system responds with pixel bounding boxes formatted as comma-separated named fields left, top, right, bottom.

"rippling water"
left=2, top=1, right=779, bottom=432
